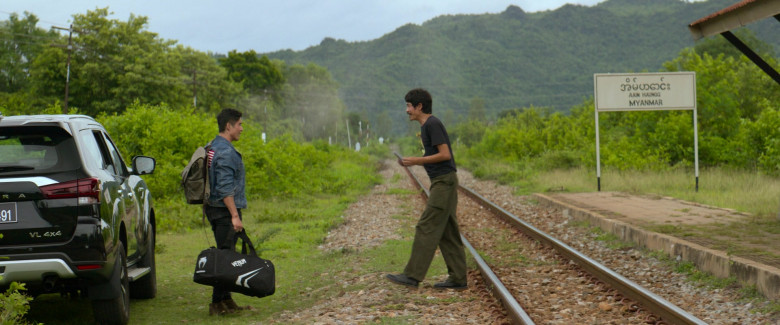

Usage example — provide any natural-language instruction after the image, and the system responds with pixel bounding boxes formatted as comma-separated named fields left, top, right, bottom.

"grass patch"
left=671, top=260, right=737, bottom=289
left=25, top=191, right=461, bottom=325
left=23, top=150, right=398, bottom=324
left=739, top=286, right=780, bottom=314
left=492, top=230, right=531, bottom=266
left=390, top=172, right=405, bottom=184
left=26, top=192, right=380, bottom=324
left=649, top=250, right=748, bottom=291
left=647, top=220, right=780, bottom=261
left=589, top=227, right=635, bottom=250
left=647, top=224, right=698, bottom=237
left=460, top=157, right=779, bottom=220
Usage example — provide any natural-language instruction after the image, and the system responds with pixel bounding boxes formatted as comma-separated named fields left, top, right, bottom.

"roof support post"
left=720, top=31, right=780, bottom=85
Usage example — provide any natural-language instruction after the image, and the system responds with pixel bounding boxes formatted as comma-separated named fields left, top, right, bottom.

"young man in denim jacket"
left=205, top=108, right=252, bottom=315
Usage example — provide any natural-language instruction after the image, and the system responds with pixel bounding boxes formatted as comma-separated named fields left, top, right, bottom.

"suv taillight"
left=41, top=178, right=100, bottom=204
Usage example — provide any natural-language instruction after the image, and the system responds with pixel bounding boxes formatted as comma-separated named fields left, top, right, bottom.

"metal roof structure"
left=689, top=0, right=780, bottom=40
left=688, top=0, right=780, bottom=84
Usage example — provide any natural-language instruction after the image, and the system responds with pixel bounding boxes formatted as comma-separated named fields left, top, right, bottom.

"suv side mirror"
left=132, top=156, right=156, bottom=175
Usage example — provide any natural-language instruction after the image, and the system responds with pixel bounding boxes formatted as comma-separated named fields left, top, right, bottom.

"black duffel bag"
left=193, top=230, right=275, bottom=298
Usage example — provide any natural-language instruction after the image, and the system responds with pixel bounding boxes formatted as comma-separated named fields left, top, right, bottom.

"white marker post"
left=594, top=72, right=698, bottom=191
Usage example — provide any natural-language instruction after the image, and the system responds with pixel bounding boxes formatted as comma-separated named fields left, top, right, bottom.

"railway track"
left=396, top=159, right=706, bottom=325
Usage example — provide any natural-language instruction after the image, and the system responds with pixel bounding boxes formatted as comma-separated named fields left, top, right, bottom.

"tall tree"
left=173, top=45, right=242, bottom=113
left=218, top=50, right=286, bottom=126
left=26, top=8, right=237, bottom=116
left=219, top=50, right=284, bottom=96
left=69, top=8, right=181, bottom=115
left=0, top=12, right=56, bottom=92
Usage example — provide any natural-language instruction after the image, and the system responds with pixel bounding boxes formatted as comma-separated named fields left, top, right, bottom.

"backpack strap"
left=202, top=141, right=213, bottom=225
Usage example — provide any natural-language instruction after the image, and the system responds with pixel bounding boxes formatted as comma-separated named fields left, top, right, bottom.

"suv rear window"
left=0, top=126, right=80, bottom=175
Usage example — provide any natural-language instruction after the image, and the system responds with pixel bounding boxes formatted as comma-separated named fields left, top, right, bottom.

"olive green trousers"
left=403, top=172, right=467, bottom=284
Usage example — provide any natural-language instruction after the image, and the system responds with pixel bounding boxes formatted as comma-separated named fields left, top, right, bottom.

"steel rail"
left=394, top=153, right=534, bottom=325
left=458, top=185, right=708, bottom=325
left=461, top=235, right=535, bottom=325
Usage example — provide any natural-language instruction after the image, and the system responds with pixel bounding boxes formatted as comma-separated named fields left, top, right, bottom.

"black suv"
left=0, top=115, right=156, bottom=325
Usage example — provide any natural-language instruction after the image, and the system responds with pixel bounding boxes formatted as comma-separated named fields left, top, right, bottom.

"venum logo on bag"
left=231, top=258, right=247, bottom=267
left=196, top=256, right=208, bottom=273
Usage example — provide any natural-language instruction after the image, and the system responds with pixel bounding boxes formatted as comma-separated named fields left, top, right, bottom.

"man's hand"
left=400, top=157, right=417, bottom=166
left=394, top=152, right=405, bottom=166
left=223, top=196, right=243, bottom=232
left=232, top=215, right=243, bottom=232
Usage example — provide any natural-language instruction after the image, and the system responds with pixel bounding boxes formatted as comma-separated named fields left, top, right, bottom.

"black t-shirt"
left=421, top=115, right=457, bottom=178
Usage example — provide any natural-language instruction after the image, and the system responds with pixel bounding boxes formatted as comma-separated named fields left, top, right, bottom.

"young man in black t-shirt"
left=386, top=88, right=467, bottom=290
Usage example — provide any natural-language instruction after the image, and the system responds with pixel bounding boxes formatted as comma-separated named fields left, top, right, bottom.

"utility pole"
left=192, top=69, right=197, bottom=108
left=52, top=25, right=74, bottom=114
left=185, top=69, right=203, bottom=113
left=346, top=119, right=352, bottom=149
left=263, top=89, right=268, bottom=136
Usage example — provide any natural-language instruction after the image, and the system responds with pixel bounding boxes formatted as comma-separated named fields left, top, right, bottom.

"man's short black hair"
left=217, top=108, right=242, bottom=132
left=405, top=88, right=433, bottom=114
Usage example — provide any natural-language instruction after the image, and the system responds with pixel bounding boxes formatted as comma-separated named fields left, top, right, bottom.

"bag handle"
left=227, top=229, right=258, bottom=256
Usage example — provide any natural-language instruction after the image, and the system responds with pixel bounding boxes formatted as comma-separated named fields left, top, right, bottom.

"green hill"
left=267, top=0, right=778, bottom=135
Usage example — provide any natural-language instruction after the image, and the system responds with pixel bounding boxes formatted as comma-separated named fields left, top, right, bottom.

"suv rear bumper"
left=0, top=217, right=110, bottom=278
left=0, top=258, right=76, bottom=284
left=0, top=218, right=114, bottom=292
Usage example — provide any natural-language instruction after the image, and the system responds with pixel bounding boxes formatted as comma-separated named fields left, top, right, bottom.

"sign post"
left=593, top=72, right=698, bottom=191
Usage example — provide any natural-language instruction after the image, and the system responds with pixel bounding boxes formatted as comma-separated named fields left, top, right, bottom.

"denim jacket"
left=207, top=135, right=247, bottom=209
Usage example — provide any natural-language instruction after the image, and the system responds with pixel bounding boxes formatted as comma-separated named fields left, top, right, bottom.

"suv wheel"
left=130, top=225, right=157, bottom=299
left=92, top=241, right=130, bottom=325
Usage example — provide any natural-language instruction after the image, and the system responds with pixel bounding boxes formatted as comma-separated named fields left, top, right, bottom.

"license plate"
left=0, top=202, right=18, bottom=223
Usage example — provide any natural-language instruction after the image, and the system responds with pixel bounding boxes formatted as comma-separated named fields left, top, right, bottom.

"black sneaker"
left=433, top=281, right=467, bottom=290
left=385, top=273, right=419, bottom=287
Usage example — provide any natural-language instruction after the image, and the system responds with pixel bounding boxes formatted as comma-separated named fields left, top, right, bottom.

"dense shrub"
left=0, top=278, right=33, bottom=325
left=98, top=102, right=214, bottom=199
left=99, top=103, right=381, bottom=231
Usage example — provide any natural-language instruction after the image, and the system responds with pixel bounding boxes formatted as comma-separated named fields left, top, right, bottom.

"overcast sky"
left=3, top=1, right=607, bottom=54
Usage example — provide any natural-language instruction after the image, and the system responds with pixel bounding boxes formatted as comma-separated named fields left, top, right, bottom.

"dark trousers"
left=404, top=172, right=467, bottom=284
left=206, top=206, right=242, bottom=303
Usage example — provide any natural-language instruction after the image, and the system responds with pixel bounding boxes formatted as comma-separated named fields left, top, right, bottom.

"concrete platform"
left=534, top=191, right=780, bottom=300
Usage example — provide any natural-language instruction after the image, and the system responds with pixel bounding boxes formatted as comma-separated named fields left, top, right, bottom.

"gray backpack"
left=181, top=144, right=211, bottom=204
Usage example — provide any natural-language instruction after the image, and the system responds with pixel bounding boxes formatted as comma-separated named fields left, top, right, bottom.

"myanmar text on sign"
left=594, top=72, right=696, bottom=112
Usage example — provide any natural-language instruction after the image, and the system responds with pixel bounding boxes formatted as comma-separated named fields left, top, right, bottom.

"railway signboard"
left=593, top=72, right=699, bottom=192
left=594, top=72, right=696, bottom=111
